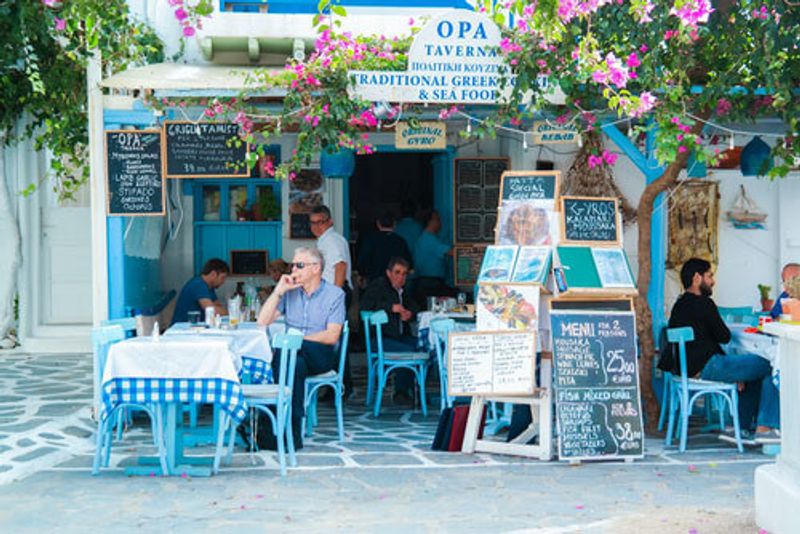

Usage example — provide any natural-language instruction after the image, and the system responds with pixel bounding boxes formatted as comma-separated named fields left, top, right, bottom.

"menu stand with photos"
left=457, top=170, right=562, bottom=461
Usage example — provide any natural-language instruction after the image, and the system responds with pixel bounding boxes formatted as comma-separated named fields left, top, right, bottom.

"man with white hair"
left=769, top=262, right=800, bottom=319
left=258, top=246, right=345, bottom=449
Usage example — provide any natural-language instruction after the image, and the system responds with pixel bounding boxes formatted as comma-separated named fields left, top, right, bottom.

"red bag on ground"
left=447, top=404, right=487, bottom=452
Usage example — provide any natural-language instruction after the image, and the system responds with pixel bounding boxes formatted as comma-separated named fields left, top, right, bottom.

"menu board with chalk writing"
left=105, top=130, right=164, bottom=216
left=164, top=121, right=249, bottom=178
left=550, top=310, right=644, bottom=461
left=447, top=330, right=536, bottom=396
left=454, top=158, right=509, bottom=244
left=561, top=196, right=620, bottom=246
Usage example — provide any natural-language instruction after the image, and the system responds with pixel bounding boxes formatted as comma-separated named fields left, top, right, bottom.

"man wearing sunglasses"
left=257, top=247, right=345, bottom=449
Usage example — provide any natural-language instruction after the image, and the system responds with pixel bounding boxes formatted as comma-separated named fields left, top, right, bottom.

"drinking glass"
left=187, top=311, right=201, bottom=325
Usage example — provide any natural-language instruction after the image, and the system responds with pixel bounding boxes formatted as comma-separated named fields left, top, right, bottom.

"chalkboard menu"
left=500, top=171, right=558, bottom=204
left=290, top=213, right=314, bottom=239
left=454, top=158, right=509, bottom=244
left=231, top=250, right=268, bottom=275
left=448, top=331, right=536, bottom=396
left=164, top=121, right=248, bottom=178
left=105, top=130, right=164, bottom=216
left=454, top=245, right=487, bottom=286
left=561, top=196, right=620, bottom=245
left=550, top=311, right=644, bottom=461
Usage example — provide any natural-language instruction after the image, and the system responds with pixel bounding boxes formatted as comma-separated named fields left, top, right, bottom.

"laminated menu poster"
left=591, top=248, right=635, bottom=288
left=511, top=246, right=551, bottom=284
left=477, top=245, right=519, bottom=283
left=550, top=311, right=644, bottom=461
left=476, top=283, right=539, bottom=332
left=447, top=331, right=536, bottom=396
left=496, top=172, right=561, bottom=247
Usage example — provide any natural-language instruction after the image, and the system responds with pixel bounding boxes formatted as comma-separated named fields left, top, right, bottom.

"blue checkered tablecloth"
left=100, top=378, right=248, bottom=424
left=241, top=357, right=272, bottom=384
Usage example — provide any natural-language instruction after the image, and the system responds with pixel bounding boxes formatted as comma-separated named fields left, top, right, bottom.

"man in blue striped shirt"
left=258, top=247, right=345, bottom=448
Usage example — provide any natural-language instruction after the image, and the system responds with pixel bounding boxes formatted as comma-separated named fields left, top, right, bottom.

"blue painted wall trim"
left=601, top=122, right=666, bottom=336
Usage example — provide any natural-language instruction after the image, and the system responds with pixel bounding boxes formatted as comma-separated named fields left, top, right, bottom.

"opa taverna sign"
left=350, top=10, right=563, bottom=105
left=395, top=121, right=446, bottom=149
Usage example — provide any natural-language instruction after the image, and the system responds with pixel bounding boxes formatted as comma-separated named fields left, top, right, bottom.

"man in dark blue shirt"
left=356, top=212, right=412, bottom=283
left=769, top=263, right=800, bottom=318
left=171, top=258, right=229, bottom=325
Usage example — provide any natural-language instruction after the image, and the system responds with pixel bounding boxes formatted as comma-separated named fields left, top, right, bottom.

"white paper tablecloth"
left=724, top=323, right=780, bottom=387
left=417, top=311, right=476, bottom=349
left=102, top=336, right=241, bottom=383
left=166, top=322, right=272, bottom=362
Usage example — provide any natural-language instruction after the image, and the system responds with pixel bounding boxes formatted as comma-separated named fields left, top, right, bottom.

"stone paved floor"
left=0, top=351, right=775, bottom=532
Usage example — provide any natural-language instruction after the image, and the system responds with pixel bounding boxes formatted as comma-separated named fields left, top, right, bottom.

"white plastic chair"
left=430, top=318, right=456, bottom=412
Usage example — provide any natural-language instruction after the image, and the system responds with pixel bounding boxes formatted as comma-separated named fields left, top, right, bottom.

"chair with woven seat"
left=368, top=310, right=431, bottom=417
left=216, top=330, right=303, bottom=476
left=92, top=324, right=166, bottom=474
left=664, top=326, right=743, bottom=453
left=430, top=318, right=456, bottom=412
left=303, top=321, right=350, bottom=441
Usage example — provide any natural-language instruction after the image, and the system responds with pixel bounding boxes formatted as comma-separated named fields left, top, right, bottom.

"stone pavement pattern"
left=0, top=351, right=772, bottom=532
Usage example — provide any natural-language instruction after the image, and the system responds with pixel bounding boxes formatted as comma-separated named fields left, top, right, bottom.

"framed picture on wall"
left=288, top=168, right=324, bottom=239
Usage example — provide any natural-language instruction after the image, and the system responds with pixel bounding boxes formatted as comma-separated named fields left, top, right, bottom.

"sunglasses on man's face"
left=291, top=262, right=319, bottom=270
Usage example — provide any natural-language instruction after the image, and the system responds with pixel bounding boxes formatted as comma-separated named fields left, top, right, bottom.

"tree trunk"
left=0, top=132, right=22, bottom=347
left=636, top=116, right=708, bottom=434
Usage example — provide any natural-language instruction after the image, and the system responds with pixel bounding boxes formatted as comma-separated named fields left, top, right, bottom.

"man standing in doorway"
left=171, top=258, right=229, bottom=325
left=413, top=209, right=457, bottom=307
left=310, top=205, right=354, bottom=394
left=356, top=211, right=412, bottom=284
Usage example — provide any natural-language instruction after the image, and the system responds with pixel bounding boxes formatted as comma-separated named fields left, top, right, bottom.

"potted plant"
left=253, top=191, right=281, bottom=221
left=758, top=284, right=773, bottom=312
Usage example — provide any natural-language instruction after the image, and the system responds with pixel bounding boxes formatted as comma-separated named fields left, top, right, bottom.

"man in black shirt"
left=356, top=212, right=412, bottom=284
left=663, top=258, right=780, bottom=442
left=360, top=257, right=419, bottom=404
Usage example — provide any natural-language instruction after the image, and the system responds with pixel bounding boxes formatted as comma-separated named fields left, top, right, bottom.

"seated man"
left=662, top=258, right=780, bottom=443
left=171, top=258, right=229, bottom=325
left=257, top=247, right=345, bottom=449
left=360, top=257, right=420, bottom=404
left=769, top=262, right=800, bottom=318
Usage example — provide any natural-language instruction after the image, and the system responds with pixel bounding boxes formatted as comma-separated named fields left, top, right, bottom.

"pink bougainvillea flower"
left=408, top=17, right=414, bottom=25
left=635, top=91, right=658, bottom=116
left=182, top=26, right=196, bottom=37
left=715, top=98, right=732, bottom=116
left=174, top=8, right=189, bottom=21
left=605, top=53, right=630, bottom=88
left=42, top=0, right=59, bottom=6
left=54, top=17, right=66, bottom=31
left=626, top=53, right=641, bottom=69
left=678, top=145, right=688, bottom=153
left=670, top=0, right=714, bottom=28
left=587, top=154, right=604, bottom=168
left=602, top=150, right=618, bottom=165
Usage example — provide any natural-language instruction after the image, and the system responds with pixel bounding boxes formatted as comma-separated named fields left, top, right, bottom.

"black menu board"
left=550, top=311, right=644, bottom=461
left=454, top=158, right=509, bottom=244
left=231, top=250, right=268, bottom=275
left=290, top=213, right=314, bottom=239
left=561, top=196, right=620, bottom=245
left=105, top=130, right=164, bottom=216
left=164, top=121, right=249, bottom=178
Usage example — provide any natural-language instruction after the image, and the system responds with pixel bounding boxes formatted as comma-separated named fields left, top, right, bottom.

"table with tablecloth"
left=101, top=335, right=248, bottom=475
left=416, top=311, right=476, bottom=351
left=165, top=322, right=273, bottom=383
left=723, top=323, right=781, bottom=388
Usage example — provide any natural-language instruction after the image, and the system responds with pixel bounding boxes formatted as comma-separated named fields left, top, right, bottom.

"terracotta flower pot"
left=761, top=298, right=774, bottom=312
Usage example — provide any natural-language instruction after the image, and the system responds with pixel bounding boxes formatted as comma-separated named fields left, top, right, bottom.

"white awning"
left=100, top=63, right=283, bottom=94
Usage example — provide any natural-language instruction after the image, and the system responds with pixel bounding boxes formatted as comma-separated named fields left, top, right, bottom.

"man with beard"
left=662, top=258, right=780, bottom=443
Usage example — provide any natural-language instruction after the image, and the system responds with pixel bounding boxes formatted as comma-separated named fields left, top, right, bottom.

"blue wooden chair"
left=664, top=327, right=743, bottom=453
left=92, top=324, right=166, bottom=474
left=360, top=310, right=379, bottom=407
left=718, top=306, right=758, bottom=326
left=217, top=330, right=304, bottom=476
left=100, top=317, right=142, bottom=438
left=368, top=310, right=430, bottom=417
left=430, top=318, right=456, bottom=412
left=303, top=321, right=350, bottom=441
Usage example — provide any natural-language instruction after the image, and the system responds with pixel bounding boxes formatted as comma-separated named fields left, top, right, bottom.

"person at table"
left=661, top=258, right=780, bottom=443
left=257, top=247, right=345, bottom=449
left=412, top=209, right=458, bottom=307
left=769, top=262, right=800, bottom=319
left=394, top=198, right=423, bottom=253
left=171, top=258, right=229, bottom=325
left=310, top=204, right=354, bottom=394
left=356, top=212, right=412, bottom=284
left=360, top=257, right=419, bottom=405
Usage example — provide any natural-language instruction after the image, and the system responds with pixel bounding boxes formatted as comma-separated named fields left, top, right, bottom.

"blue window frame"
left=220, top=1, right=473, bottom=14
